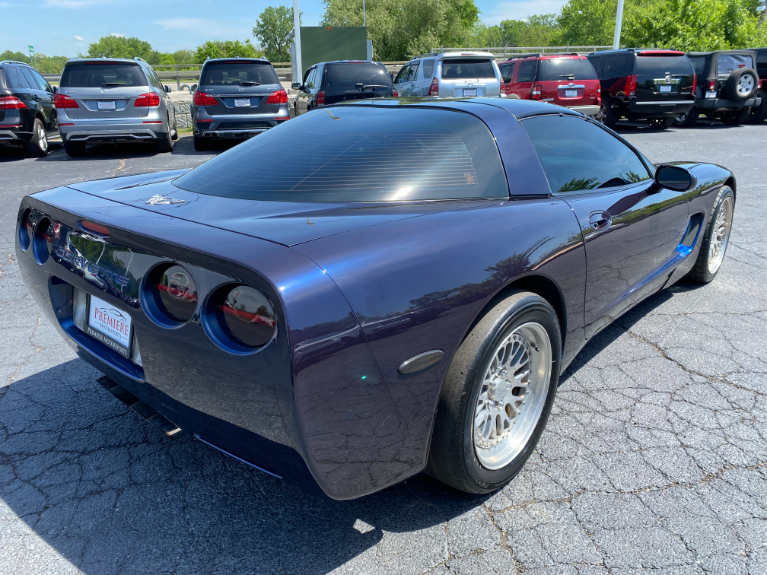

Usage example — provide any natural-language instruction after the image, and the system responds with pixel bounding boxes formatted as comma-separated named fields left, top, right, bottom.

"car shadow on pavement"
left=0, top=358, right=485, bottom=574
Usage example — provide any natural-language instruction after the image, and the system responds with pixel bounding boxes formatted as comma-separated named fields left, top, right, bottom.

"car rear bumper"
left=0, top=128, right=30, bottom=144
left=58, top=116, right=166, bottom=142
left=193, top=114, right=288, bottom=138
left=566, top=105, right=600, bottom=117
left=696, top=97, right=760, bottom=110
left=626, top=99, right=695, bottom=117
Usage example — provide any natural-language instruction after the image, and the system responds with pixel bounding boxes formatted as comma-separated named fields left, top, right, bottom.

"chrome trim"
left=557, top=84, right=585, bottom=89
left=653, top=78, right=681, bottom=85
left=634, top=101, right=691, bottom=105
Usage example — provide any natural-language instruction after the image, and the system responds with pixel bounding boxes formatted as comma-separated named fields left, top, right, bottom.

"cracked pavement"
left=1, top=126, right=766, bottom=575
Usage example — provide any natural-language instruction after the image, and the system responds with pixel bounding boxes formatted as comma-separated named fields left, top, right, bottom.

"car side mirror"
left=291, top=82, right=301, bottom=90
left=655, top=164, right=695, bottom=192
left=191, top=83, right=198, bottom=92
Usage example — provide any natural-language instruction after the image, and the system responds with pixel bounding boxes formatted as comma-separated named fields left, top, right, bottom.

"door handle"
left=588, top=211, right=612, bottom=231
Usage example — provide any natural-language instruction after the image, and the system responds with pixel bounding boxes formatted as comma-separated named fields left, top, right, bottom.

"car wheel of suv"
left=721, top=108, right=749, bottom=125
left=647, top=117, right=674, bottom=129
left=747, top=91, right=766, bottom=124
left=193, top=136, right=209, bottom=151
left=726, top=68, right=758, bottom=102
left=156, top=128, right=173, bottom=153
left=688, top=186, right=734, bottom=283
left=25, top=119, right=49, bottom=157
left=596, top=102, right=617, bottom=128
left=171, top=119, right=179, bottom=141
left=426, top=289, right=561, bottom=495
left=63, top=140, right=86, bottom=157
left=674, top=107, right=699, bottom=127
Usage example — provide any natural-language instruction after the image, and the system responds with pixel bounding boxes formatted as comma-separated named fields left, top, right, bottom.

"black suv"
left=587, top=49, right=695, bottom=129
left=675, top=50, right=761, bottom=127
left=748, top=48, right=767, bottom=123
left=292, top=61, right=394, bottom=116
left=0, top=60, right=57, bottom=156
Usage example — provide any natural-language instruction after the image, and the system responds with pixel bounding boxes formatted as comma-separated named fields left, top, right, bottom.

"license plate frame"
left=86, top=295, right=132, bottom=359
left=565, top=89, right=578, bottom=98
left=463, top=88, right=477, bottom=97
left=659, top=85, right=672, bottom=93
left=234, top=98, right=251, bottom=108
left=98, top=100, right=116, bottom=110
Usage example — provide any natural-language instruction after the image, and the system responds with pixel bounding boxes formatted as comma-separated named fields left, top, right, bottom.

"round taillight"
left=18, top=208, right=32, bottom=251
left=149, top=264, right=198, bottom=323
left=212, top=285, right=276, bottom=349
left=33, top=217, right=53, bottom=265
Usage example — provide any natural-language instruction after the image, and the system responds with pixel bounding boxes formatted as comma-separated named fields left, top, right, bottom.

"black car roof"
left=340, top=97, right=582, bottom=119
left=203, top=58, right=272, bottom=64
left=687, top=50, right=757, bottom=57
left=589, top=49, right=685, bottom=56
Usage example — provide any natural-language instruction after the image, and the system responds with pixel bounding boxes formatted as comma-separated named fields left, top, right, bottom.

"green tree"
left=86, top=35, right=153, bottom=59
left=195, top=39, right=261, bottom=61
left=253, top=6, right=297, bottom=62
left=0, top=50, right=70, bottom=74
left=557, top=0, right=618, bottom=46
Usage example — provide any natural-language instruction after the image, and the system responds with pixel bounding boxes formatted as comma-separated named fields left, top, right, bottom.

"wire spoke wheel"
left=473, top=322, right=551, bottom=470
left=707, top=196, right=733, bottom=275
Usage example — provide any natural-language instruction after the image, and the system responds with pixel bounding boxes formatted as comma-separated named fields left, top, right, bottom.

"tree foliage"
left=86, top=35, right=153, bottom=59
left=0, top=50, right=68, bottom=74
left=558, top=0, right=619, bottom=46
left=253, top=6, right=297, bottom=62
left=195, top=39, right=262, bottom=62
left=322, top=0, right=479, bottom=60
left=475, top=14, right=560, bottom=48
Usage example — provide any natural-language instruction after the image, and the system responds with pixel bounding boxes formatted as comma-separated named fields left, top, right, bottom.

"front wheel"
left=596, top=102, right=617, bottom=128
left=427, top=290, right=561, bottom=494
left=747, top=90, right=766, bottom=124
left=721, top=108, right=749, bottom=125
left=674, top=107, right=699, bottom=127
left=647, top=116, right=675, bottom=129
left=688, top=186, right=734, bottom=283
left=25, top=119, right=49, bottom=157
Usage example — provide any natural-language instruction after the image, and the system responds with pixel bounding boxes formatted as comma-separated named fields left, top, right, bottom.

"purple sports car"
left=16, top=98, right=735, bottom=499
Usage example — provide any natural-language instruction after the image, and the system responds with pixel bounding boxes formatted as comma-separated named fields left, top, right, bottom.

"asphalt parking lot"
left=1, top=122, right=766, bottom=575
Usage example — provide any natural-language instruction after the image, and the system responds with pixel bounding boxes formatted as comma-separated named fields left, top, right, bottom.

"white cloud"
left=74, top=35, right=84, bottom=40
left=110, top=33, right=125, bottom=38
left=482, top=0, right=568, bottom=25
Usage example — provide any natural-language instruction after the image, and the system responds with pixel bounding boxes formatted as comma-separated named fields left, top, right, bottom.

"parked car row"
left=1, top=47, right=765, bottom=158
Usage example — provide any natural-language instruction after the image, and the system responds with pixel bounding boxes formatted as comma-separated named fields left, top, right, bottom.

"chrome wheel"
left=737, top=74, right=755, bottom=97
left=473, top=322, right=551, bottom=470
left=595, top=103, right=607, bottom=124
left=707, top=196, right=733, bottom=275
left=676, top=112, right=688, bottom=123
left=37, top=123, right=48, bottom=153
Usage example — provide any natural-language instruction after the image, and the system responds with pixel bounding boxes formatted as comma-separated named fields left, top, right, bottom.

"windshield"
left=717, top=54, right=754, bottom=75
left=60, top=63, right=147, bottom=87
left=688, top=56, right=706, bottom=75
left=441, top=59, right=496, bottom=79
left=200, top=61, right=279, bottom=86
left=325, top=63, right=391, bottom=95
left=174, top=106, right=508, bottom=203
left=636, top=55, right=692, bottom=76
left=539, top=58, right=597, bottom=81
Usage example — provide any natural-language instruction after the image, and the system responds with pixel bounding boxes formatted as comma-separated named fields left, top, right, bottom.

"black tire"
left=427, top=290, right=562, bottom=495
left=647, top=116, right=675, bottom=129
left=25, top=118, right=49, bottom=157
left=156, top=129, right=173, bottom=153
left=171, top=119, right=179, bottom=141
left=720, top=107, right=750, bottom=125
left=193, top=136, right=209, bottom=151
left=674, top=107, right=700, bottom=127
left=725, top=68, right=758, bottom=102
left=63, top=140, right=86, bottom=157
left=688, top=186, right=734, bottom=284
left=597, top=102, right=618, bottom=129
left=747, top=90, right=766, bottom=124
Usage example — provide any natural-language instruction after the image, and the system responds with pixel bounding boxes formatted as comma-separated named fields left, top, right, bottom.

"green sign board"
left=299, top=27, right=368, bottom=77
left=28, top=45, right=34, bottom=54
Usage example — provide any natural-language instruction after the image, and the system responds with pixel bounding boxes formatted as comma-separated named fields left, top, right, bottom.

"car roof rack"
left=415, top=52, right=441, bottom=58
left=506, top=53, right=542, bottom=59
left=133, top=56, right=147, bottom=63
left=0, top=60, right=31, bottom=66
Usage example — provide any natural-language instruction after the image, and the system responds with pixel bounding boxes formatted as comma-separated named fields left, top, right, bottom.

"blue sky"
left=1, top=0, right=568, bottom=57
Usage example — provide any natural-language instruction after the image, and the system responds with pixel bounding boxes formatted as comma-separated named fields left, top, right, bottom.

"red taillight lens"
left=625, top=75, right=637, bottom=96
left=193, top=91, right=218, bottom=106
left=214, top=286, right=277, bottom=348
left=707, top=80, right=716, bottom=91
left=134, top=92, right=160, bottom=107
left=428, top=78, right=439, bottom=97
left=0, top=96, right=28, bottom=109
left=316, top=91, right=325, bottom=105
left=266, top=89, right=288, bottom=104
left=531, top=85, right=542, bottom=100
left=690, top=74, right=697, bottom=94
left=151, top=265, right=198, bottom=323
left=392, top=88, right=398, bottom=97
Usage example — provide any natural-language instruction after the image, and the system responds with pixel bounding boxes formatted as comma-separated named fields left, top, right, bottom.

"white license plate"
left=706, top=91, right=718, bottom=99
left=659, top=85, right=672, bottom=93
left=463, top=89, right=477, bottom=97
left=565, top=89, right=578, bottom=98
left=234, top=98, right=251, bottom=107
left=87, top=295, right=132, bottom=358
left=98, top=100, right=116, bottom=110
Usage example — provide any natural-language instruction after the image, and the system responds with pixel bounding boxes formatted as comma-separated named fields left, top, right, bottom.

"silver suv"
left=56, top=57, right=176, bottom=156
left=393, top=51, right=502, bottom=98
left=191, top=58, right=288, bottom=151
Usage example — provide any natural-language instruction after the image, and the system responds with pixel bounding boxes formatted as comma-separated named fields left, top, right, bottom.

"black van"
left=587, top=49, right=696, bottom=129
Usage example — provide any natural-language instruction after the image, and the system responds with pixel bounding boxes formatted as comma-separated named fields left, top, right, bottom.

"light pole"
left=293, top=0, right=302, bottom=78
left=363, top=0, right=366, bottom=26
left=613, top=0, right=624, bottom=50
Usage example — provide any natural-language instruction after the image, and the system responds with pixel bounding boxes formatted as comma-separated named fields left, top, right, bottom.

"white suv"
left=393, top=52, right=502, bottom=98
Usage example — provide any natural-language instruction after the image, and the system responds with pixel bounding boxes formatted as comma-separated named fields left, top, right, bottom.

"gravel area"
left=1, top=122, right=765, bottom=575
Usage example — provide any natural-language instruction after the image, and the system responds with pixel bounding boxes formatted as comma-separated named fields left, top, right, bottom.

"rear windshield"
left=441, top=59, right=496, bottom=79
left=324, top=63, right=392, bottom=95
left=200, top=61, right=279, bottom=86
left=688, top=56, right=706, bottom=75
left=636, top=55, right=692, bottom=76
left=61, top=63, right=147, bottom=88
left=539, top=58, right=597, bottom=81
left=174, top=106, right=508, bottom=202
left=717, top=54, right=753, bottom=75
